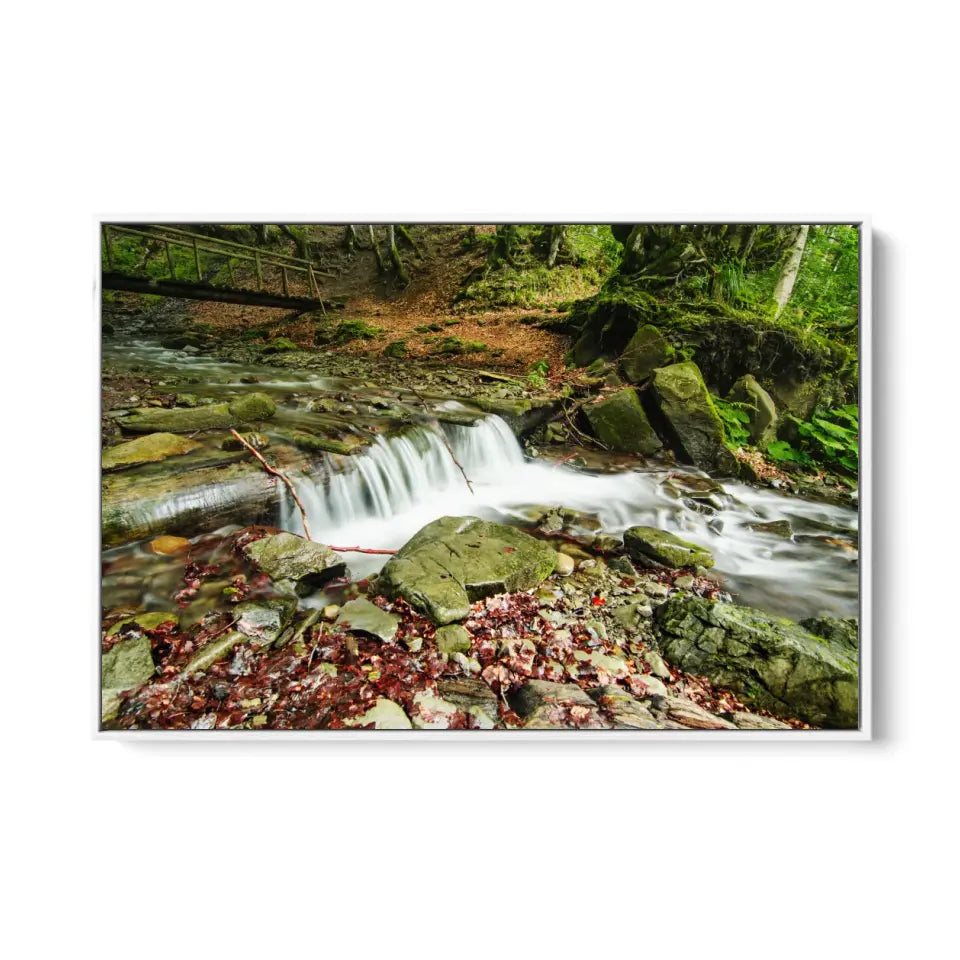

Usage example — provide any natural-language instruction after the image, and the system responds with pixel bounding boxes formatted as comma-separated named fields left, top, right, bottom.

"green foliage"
left=712, top=395, right=751, bottom=450
left=527, top=358, right=550, bottom=390
left=788, top=405, right=859, bottom=475
left=766, top=405, right=859, bottom=476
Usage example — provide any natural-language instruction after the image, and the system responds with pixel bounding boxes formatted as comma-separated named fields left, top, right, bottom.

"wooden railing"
left=101, top=223, right=331, bottom=306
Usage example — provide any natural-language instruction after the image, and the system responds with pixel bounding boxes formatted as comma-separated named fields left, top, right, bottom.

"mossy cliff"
left=567, top=280, right=856, bottom=417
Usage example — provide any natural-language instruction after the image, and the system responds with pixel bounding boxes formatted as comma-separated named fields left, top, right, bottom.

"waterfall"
left=279, top=414, right=860, bottom=620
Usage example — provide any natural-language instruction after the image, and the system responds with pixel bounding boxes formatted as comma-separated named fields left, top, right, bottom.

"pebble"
left=321, top=604, right=340, bottom=621
left=554, top=553, right=575, bottom=577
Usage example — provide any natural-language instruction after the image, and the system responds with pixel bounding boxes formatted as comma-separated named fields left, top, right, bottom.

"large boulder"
left=242, top=532, right=347, bottom=596
left=727, top=374, right=777, bottom=446
left=121, top=393, right=277, bottom=434
left=102, top=432, right=201, bottom=471
left=582, top=388, right=662, bottom=456
left=619, top=324, right=674, bottom=383
left=376, top=516, right=557, bottom=624
left=650, top=362, right=737, bottom=475
left=654, top=595, right=859, bottom=729
left=624, top=526, right=714, bottom=569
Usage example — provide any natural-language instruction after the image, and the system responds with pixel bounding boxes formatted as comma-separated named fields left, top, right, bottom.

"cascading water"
left=281, top=415, right=859, bottom=621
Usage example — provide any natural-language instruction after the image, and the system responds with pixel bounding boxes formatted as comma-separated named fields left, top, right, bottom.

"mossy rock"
left=435, top=624, right=471, bottom=655
left=262, top=337, right=299, bottom=354
left=106, top=610, right=179, bottom=637
left=101, top=634, right=156, bottom=722
left=120, top=392, right=276, bottom=434
left=582, top=388, right=662, bottom=456
left=377, top=516, right=557, bottom=624
left=383, top=339, right=408, bottom=359
left=335, top=598, right=400, bottom=644
left=650, top=362, right=737, bottom=475
left=654, top=595, right=859, bottom=728
left=800, top=616, right=859, bottom=653
left=620, top=324, right=674, bottom=383
left=272, top=428, right=359, bottom=456
left=727, top=374, right=777, bottom=446
left=102, top=432, right=201, bottom=471
left=623, top=526, right=714, bottom=569
left=241, top=532, right=347, bottom=596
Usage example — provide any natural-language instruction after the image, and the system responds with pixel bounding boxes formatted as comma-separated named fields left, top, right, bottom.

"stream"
left=103, top=337, right=859, bottom=624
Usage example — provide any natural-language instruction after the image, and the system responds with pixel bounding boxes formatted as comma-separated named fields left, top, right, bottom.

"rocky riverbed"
left=101, top=308, right=859, bottom=732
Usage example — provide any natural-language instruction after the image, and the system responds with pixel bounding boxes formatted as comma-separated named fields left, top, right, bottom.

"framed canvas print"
left=98, top=221, right=867, bottom=738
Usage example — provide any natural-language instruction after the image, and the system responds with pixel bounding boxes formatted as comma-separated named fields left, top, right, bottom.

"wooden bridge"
left=101, top=224, right=333, bottom=311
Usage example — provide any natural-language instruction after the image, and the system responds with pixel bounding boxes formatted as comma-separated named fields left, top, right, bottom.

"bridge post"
left=255, top=251, right=263, bottom=291
left=192, top=237, right=202, bottom=281
left=165, top=241, right=175, bottom=278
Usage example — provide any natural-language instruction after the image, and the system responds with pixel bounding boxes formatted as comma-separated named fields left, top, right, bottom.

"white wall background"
left=2, top=2, right=954, bottom=956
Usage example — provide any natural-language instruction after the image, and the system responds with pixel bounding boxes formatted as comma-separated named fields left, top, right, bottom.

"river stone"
left=106, top=610, right=179, bottom=636
left=620, top=324, right=674, bottom=383
left=377, top=516, right=557, bottom=624
left=650, top=362, right=737, bottom=475
left=343, top=698, right=413, bottom=730
left=727, top=374, right=778, bottom=446
left=663, top=695, right=738, bottom=730
left=748, top=519, right=793, bottom=538
left=654, top=595, right=859, bottom=729
left=101, top=634, right=155, bottom=721
left=241, top=532, right=346, bottom=595
left=120, top=392, right=276, bottom=434
left=728, top=712, right=792, bottom=730
left=555, top=553, right=575, bottom=577
left=149, top=535, right=191, bottom=555
left=589, top=686, right=666, bottom=729
left=102, top=432, right=201, bottom=471
left=234, top=597, right=297, bottom=645
left=221, top=431, right=270, bottom=451
left=624, top=526, right=714, bottom=569
left=509, top=679, right=610, bottom=729
left=435, top=623, right=472, bottom=655
left=582, top=388, right=663, bottom=456
left=334, top=598, right=400, bottom=644
left=436, top=678, right=500, bottom=728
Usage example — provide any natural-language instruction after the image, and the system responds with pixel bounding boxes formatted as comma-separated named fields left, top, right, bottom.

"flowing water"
left=103, top=337, right=859, bottom=623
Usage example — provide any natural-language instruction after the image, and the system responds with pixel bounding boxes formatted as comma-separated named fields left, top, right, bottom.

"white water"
left=281, top=415, right=859, bottom=621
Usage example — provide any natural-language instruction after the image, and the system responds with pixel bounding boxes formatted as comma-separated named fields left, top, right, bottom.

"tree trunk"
left=342, top=224, right=357, bottom=253
left=368, top=225, right=385, bottom=272
left=254, top=224, right=269, bottom=246
left=396, top=224, right=422, bottom=258
left=772, top=224, right=810, bottom=316
left=387, top=225, right=408, bottom=285
left=546, top=225, right=566, bottom=268
left=277, top=224, right=308, bottom=260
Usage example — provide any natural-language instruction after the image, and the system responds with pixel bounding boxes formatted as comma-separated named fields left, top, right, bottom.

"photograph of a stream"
left=100, top=223, right=861, bottom=732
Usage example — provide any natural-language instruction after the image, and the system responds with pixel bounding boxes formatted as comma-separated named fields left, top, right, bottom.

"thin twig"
left=229, top=428, right=313, bottom=540
left=407, top=387, right=474, bottom=495
left=327, top=545, right=397, bottom=555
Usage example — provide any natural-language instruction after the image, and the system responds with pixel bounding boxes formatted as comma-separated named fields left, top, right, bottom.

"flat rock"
left=748, top=520, right=793, bottom=538
left=589, top=685, right=666, bottom=729
left=234, top=597, right=297, bottom=645
left=728, top=711, right=792, bottom=730
left=650, top=362, right=737, bottom=475
left=624, top=526, right=714, bottom=569
left=101, top=634, right=156, bottom=721
left=435, top=623, right=471, bottom=654
left=377, top=516, right=557, bottom=624
left=106, top=610, right=179, bottom=637
left=436, top=678, right=500, bottom=729
left=334, top=598, right=400, bottom=644
left=663, top=695, right=738, bottom=729
left=102, top=432, right=201, bottom=471
left=509, top=679, right=610, bottom=728
left=343, top=698, right=413, bottom=730
left=655, top=595, right=859, bottom=728
left=242, top=532, right=346, bottom=596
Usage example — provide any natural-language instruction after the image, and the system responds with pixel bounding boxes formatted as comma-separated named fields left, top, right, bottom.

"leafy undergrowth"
left=103, top=532, right=803, bottom=731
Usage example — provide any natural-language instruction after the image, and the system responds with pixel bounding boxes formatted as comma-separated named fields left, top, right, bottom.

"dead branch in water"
left=408, top=387, right=475, bottom=495
left=230, top=429, right=313, bottom=541
left=327, top=545, right=398, bottom=555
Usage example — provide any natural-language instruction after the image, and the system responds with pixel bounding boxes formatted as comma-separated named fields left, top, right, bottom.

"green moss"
left=430, top=336, right=488, bottom=355
left=262, top=337, right=298, bottom=353
left=383, top=339, right=408, bottom=358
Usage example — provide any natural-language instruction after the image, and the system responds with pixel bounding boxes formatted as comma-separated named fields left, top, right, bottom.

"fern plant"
left=712, top=395, right=752, bottom=450
left=766, top=404, right=858, bottom=476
